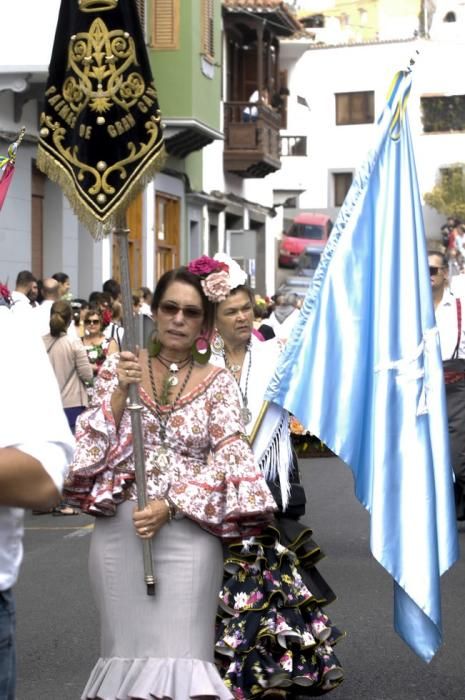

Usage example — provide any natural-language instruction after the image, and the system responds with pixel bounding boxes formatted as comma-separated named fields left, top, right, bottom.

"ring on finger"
left=143, top=526, right=149, bottom=534
left=126, top=369, right=130, bottom=376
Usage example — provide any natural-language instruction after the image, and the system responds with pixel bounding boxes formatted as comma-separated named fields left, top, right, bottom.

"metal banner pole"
left=114, top=213, right=156, bottom=596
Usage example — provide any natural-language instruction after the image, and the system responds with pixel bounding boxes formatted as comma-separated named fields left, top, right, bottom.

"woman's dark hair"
left=36, top=279, right=44, bottom=305
left=103, top=278, right=121, bottom=301
left=228, top=284, right=255, bottom=305
left=71, top=298, right=89, bottom=311
left=71, top=298, right=88, bottom=325
left=84, top=306, right=103, bottom=326
left=88, top=290, right=112, bottom=309
left=49, top=301, right=72, bottom=337
left=52, top=272, right=69, bottom=284
left=151, top=267, right=215, bottom=336
left=253, top=303, right=270, bottom=320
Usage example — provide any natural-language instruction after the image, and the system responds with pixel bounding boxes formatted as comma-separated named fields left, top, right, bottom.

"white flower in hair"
left=214, top=253, right=248, bottom=290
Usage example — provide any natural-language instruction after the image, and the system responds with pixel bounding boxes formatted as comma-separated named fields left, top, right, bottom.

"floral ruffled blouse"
left=64, top=354, right=277, bottom=539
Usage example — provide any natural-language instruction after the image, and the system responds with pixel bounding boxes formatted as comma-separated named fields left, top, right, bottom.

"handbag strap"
left=45, top=337, right=59, bottom=354
left=452, top=297, right=462, bottom=360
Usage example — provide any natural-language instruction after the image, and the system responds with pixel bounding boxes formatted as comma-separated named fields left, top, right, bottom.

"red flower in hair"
left=187, top=255, right=228, bottom=278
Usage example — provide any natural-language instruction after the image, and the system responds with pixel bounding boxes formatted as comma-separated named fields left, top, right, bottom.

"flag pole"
left=113, top=211, right=156, bottom=596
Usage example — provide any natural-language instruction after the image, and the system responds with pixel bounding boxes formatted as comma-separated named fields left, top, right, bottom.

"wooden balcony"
left=223, top=101, right=282, bottom=178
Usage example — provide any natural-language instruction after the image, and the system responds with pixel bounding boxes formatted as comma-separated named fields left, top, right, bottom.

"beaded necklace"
left=155, top=353, right=191, bottom=388
left=148, top=357, right=194, bottom=469
left=223, top=341, right=252, bottom=425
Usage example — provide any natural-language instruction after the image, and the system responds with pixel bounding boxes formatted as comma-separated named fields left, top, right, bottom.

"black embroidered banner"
left=37, top=0, right=165, bottom=238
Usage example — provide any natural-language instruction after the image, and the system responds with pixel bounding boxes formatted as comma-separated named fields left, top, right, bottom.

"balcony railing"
left=280, top=135, right=308, bottom=157
left=223, top=101, right=282, bottom=178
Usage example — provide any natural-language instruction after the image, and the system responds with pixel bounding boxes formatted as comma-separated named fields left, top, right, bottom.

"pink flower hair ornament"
left=187, top=255, right=231, bottom=302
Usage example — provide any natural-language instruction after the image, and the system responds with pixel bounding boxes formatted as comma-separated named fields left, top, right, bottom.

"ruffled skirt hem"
left=215, top=520, right=344, bottom=698
left=81, top=656, right=234, bottom=700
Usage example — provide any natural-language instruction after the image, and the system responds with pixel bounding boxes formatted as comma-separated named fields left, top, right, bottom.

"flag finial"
left=406, top=49, right=420, bottom=73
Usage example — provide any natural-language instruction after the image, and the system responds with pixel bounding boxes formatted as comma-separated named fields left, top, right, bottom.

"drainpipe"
left=218, top=209, right=226, bottom=253
left=257, top=21, right=264, bottom=95
left=202, top=204, right=210, bottom=254
left=102, top=235, right=111, bottom=282
left=144, top=181, right=155, bottom=290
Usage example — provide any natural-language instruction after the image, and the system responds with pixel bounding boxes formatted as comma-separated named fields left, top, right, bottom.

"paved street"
left=15, top=456, right=465, bottom=699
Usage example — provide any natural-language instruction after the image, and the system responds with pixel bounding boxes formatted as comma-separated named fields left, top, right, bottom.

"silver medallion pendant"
left=157, top=446, right=169, bottom=470
left=168, top=375, right=178, bottom=387
left=211, top=332, right=225, bottom=354
left=240, top=407, right=252, bottom=425
left=230, top=363, right=241, bottom=373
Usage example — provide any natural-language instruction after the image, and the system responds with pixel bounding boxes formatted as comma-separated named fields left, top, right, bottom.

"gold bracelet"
left=163, top=497, right=174, bottom=521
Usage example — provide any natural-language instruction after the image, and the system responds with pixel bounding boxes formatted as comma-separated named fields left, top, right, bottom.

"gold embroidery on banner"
left=39, top=16, right=162, bottom=211
left=65, top=18, right=145, bottom=116
left=78, top=0, right=118, bottom=12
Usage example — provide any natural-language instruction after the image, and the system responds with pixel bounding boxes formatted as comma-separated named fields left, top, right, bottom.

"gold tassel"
left=36, top=145, right=166, bottom=240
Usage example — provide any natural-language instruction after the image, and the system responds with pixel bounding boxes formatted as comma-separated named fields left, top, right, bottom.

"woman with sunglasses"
left=210, top=254, right=343, bottom=699
left=64, top=261, right=276, bottom=700
left=81, top=307, right=118, bottom=383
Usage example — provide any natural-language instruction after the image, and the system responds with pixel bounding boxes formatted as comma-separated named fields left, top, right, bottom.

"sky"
left=0, top=0, right=61, bottom=70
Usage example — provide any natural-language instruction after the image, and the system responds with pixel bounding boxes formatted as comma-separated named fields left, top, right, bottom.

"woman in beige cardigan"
left=44, top=300, right=93, bottom=429
left=40, top=300, right=93, bottom=515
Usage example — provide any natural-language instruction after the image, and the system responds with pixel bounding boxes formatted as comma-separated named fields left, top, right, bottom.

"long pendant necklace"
left=148, top=357, right=194, bottom=469
left=224, top=342, right=252, bottom=425
left=155, top=353, right=191, bottom=388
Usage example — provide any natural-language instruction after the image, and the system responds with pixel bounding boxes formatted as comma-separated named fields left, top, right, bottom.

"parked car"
left=278, top=212, right=332, bottom=268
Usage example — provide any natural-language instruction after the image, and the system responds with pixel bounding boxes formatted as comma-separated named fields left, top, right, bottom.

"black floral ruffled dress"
left=215, top=518, right=344, bottom=698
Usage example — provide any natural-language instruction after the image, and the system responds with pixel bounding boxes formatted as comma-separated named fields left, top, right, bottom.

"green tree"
left=424, top=164, right=465, bottom=221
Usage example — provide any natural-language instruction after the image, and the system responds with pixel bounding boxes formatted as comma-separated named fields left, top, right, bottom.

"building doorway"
left=155, top=192, right=180, bottom=280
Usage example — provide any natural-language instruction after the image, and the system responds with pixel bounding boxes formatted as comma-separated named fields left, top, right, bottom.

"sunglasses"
left=158, top=301, right=203, bottom=320
left=84, top=319, right=100, bottom=325
left=429, top=266, right=444, bottom=275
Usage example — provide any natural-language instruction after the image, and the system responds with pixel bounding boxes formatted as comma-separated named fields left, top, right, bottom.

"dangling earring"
left=192, top=336, right=211, bottom=365
left=147, top=332, right=162, bottom=358
left=211, top=330, right=224, bottom=355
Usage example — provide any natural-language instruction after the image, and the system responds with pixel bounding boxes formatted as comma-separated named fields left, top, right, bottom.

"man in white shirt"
left=33, top=277, right=60, bottom=336
left=429, top=250, right=465, bottom=520
left=10, top=270, right=37, bottom=315
left=0, top=305, right=75, bottom=699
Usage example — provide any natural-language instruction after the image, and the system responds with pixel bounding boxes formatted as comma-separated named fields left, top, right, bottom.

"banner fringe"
left=36, top=145, right=166, bottom=240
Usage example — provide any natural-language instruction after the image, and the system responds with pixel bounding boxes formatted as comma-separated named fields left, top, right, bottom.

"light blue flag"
left=265, top=70, right=459, bottom=662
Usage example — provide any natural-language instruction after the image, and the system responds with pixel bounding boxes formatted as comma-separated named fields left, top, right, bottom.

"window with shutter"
left=335, top=91, right=374, bottom=125
left=201, top=0, right=214, bottom=60
left=151, top=0, right=179, bottom=50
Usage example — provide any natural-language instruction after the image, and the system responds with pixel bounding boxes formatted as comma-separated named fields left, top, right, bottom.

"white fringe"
left=257, top=411, right=293, bottom=510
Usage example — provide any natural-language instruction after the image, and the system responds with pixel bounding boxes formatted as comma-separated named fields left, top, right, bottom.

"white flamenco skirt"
left=82, top=500, right=232, bottom=700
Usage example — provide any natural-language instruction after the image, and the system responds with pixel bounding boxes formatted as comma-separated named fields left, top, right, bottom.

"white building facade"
left=270, top=30, right=465, bottom=239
